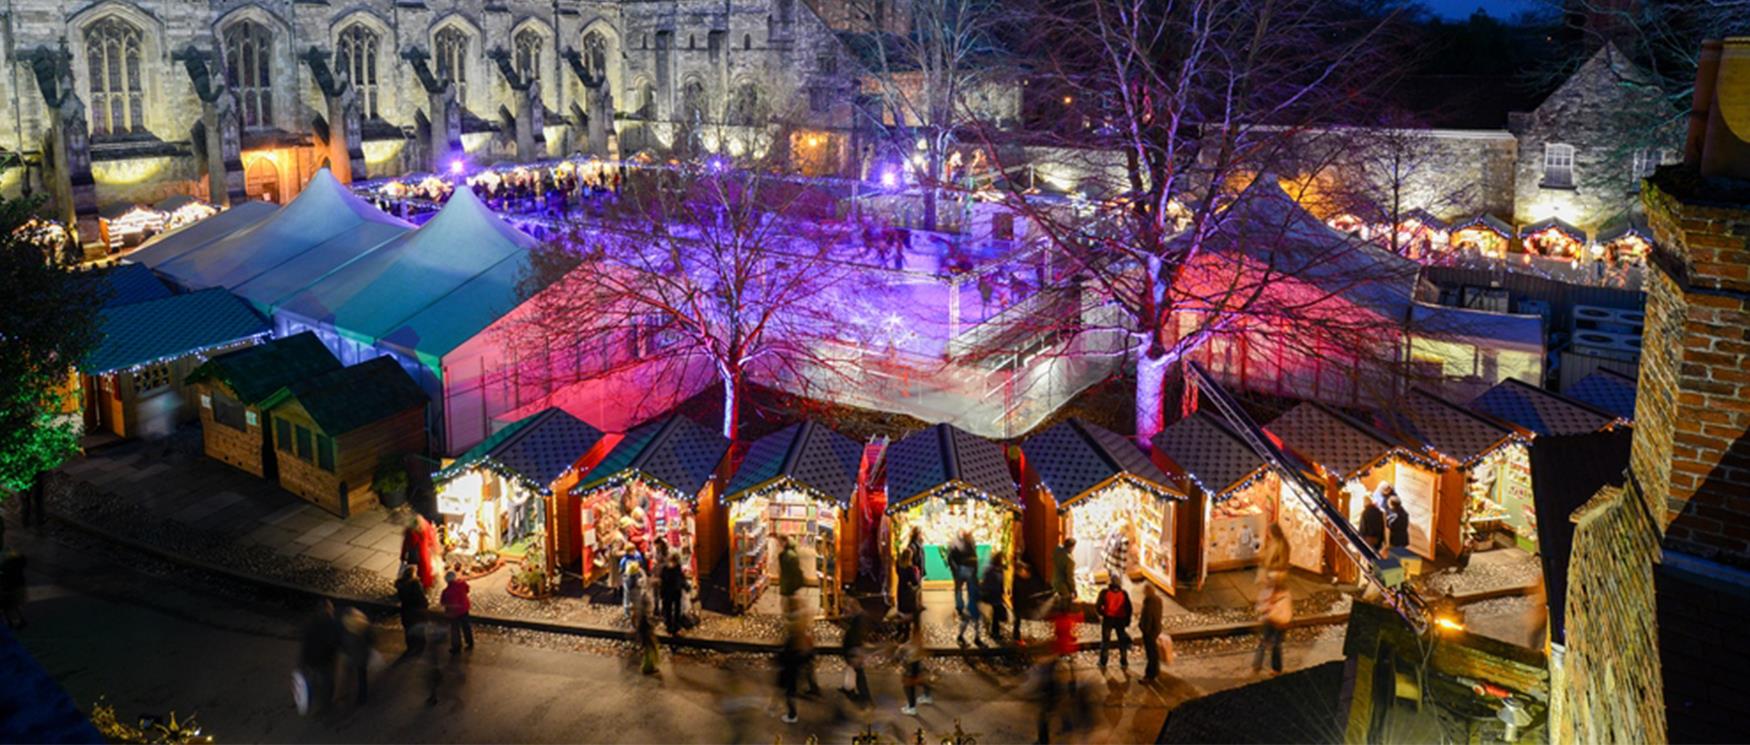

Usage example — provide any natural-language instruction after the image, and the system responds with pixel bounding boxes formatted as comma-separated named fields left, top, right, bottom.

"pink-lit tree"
left=963, top=0, right=1411, bottom=444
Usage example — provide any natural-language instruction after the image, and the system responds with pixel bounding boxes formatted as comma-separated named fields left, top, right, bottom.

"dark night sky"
left=1422, top=0, right=1548, bottom=20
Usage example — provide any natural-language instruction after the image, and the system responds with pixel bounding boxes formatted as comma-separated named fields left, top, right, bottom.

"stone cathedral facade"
left=0, top=0, right=875, bottom=248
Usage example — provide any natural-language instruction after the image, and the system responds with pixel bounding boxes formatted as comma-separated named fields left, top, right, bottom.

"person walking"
left=899, top=621, right=934, bottom=716
left=949, top=531, right=984, bottom=647
left=621, top=560, right=645, bottom=618
left=1031, top=654, right=1068, bottom=745
left=1095, top=577, right=1132, bottom=673
left=659, top=553, right=688, bottom=635
left=395, top=565, right=428, bottom=656
left=296, top=601, right=341, bottom=715
left=980, top=551, right=1009, bottom=643
left=634, top=598, right=660, bottom=676
left=1139, top=583, right=1165, bottom=682
left=1051, top=597, right=1080, bottom=662
left=1102, top=524, right=1131, bottom=583
left=1052, top=538, right=1078, bottom=603
left=1259, top=523, right=1291, bottom=577
left=896, top=550, right=922, bottom=640
left=0, top=551, right=26, bottom=629
left=778, top=536, right=804, bottom=618
left=776, top=616, right=810, bottom=724
left=650, top=537, right=671, bottom=620
left=401, top=513, right=437, bottom=589
left=1252, top=581, right=1292, bottom=675
left=441, top=571, right=474, bottom=654
left=1386, top=495, right=1411, bottom=552
left=840, top=596, right=872, bottom=705
left=339, top=606, right=376, bottom=705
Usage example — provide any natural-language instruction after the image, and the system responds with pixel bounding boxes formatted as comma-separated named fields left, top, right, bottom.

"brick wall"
left=1558, top=483, right=1666, bottom=743
left=1656, top=553, right=1750, bottom=742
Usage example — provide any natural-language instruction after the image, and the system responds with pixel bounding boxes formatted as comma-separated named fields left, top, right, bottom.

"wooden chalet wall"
left=274, top=402, right=427, bottom=517
left=193, top=378, right=270, bottom=478
left=86, top=350, right=241, bottom=439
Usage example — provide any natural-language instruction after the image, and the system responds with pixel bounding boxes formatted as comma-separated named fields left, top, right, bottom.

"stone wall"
left=1559, top=482, right=1666, bottom=744
left=1655, top=553, right=1750, bottom=742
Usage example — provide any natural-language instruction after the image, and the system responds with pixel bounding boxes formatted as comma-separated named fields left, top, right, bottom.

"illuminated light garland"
left=572, top=468, right=698, bottom=504
left=885, top=479, right=1019, bottom=515
left=94, top=332, right=272, bottom=378
left=436, top=456, right=566, bottom=497
left=1208, top=466, right=1276, bottom=504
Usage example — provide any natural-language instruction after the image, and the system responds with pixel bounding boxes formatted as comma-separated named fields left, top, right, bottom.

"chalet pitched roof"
left=574, top=414, right=730, bottom=500
left=183, top=331, right=343, bottom=405
left=1023, top=418, right=1178, bottom=508
left=1471, top=378, right=1618, bottom=436
left=1597, top=216, right=1651, bottom=245
left=83, top=288, right=270, bottom=374
left=885, top=423, right=1016, bottom=511
left=97, top=263, right=172, bottom=309
left=1381, top=388, right=1519, bottom=465
left=439, top=408, right=605, bottom=493
left=1153, top=411, right=1269, bottom=499
left=1452, top=213, right=1513, bottom=239
left=1563, top=368, right=1637, bottom=421
left=725, top=421, right=865, bottom=506
left=266, top=356, right=428, bottom=437
left=1266, top=402, right=1403, bottom=480
left=1519, top=216, right=1587, bottom=243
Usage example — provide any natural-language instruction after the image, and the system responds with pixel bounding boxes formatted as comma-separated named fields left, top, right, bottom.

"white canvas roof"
left=128, top=201, right=277, bottom=270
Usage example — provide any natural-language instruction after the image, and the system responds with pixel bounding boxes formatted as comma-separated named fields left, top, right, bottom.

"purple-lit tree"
left=965, top=0, right=1409, bottom=444
left=508, top=167, right=861, bottom=442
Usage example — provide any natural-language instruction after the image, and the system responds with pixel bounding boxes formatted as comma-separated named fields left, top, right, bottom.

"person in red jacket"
left=1051, top=598, right=1080, bottom=660
left=441, top=571, right=474, bottom=654
left=1095, top=577, right=1132, bottom=672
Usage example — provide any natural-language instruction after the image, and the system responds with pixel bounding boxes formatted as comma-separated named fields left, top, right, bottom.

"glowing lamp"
left=449, top=159, right=466, bottom=175
left=1434, top=616, right=1465, bottom=633
left=880, top=169, right=899, bottom=188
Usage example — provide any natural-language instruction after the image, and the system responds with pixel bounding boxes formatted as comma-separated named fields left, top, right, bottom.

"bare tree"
left=853, top=0, right=1010, bottom=231
left=958, top=0, right=1406, bottom=444
left=507, top=164, right=862, bottom=442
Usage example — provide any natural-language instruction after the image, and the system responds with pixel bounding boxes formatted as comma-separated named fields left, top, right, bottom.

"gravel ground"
left=1424, top=552, right=1543, bottom=597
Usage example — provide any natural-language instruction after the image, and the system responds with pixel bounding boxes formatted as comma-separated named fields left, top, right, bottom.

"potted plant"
left=372, top=456, right=409, bottom=509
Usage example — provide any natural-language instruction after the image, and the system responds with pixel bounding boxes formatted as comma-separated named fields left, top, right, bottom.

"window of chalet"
left=212, top=392, right=248, bottom=431
left=317, top=434, right=335, bottom=472
left=1542, top=143, right=1574, bottom=188
left=275, top=417, right=292, bottom=451
left=295, top=424, right=314, bottom=462
left=132, top=363, right=170, bottom=394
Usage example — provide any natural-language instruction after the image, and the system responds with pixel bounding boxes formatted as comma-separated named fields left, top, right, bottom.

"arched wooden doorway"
left=245, top=156, right=282, bottom=203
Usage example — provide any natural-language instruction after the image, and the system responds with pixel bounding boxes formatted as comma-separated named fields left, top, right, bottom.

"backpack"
left=1102, top=589, right=1126, bottom=618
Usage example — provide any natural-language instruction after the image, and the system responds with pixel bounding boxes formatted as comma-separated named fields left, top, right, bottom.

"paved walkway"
left=48, top=435, right=1544, bottom=652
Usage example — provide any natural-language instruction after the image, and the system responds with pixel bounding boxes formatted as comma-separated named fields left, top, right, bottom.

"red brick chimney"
left=1635, top=36, right=1750, bottom=563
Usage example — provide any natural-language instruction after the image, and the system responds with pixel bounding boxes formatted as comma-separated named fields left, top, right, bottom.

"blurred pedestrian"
left=622, top=560, right=645, bottom=617
left=1386, top=495, right=1411, bottom=552
left=1252, top=581, right=1291, bottom=675
left=980, top=551, right=1008, bottom=643
left=401, top=512, right=437, bottom=589
left=296, top=600, right=341, bottom=715
left=441, top=571, right=474, bottom=654
left=651, top=537, right=672, bottom=616
left=895, top=550, right=921, bottom=640
left=1030, top=654, right=1067, bottom=744
left=1140, top=583, right=1165, bottom=682
left=1359, top=493, right=1387, bottom=555
left=949, top=531, right=984, bottom=647
left=660, top=553, right=688, bottom=634
left=775, top=616, right=810, bottom=724
left=0, top=551, right=26, bottom=629
left=339, top=606, right=376, bottom=705
left=899, top=621, right=933, bottom=716
left=778, top=536, right=803, bottom=618
left=1052, top=538, right=1077, bottom=602
left=840, top=596, right=872, bottom=705
left=1051, top=598, right=1080, bottom=662
left=396, top=565, right=428, bottom=656
left=1095, top=577, right=1132, bottom=673
left=634, top=598, right=659, bottom=675
left=1258, top=523, right=1291, bottom=581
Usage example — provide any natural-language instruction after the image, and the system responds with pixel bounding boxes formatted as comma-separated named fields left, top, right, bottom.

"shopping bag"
left=291, top=670, right=311, bottom=716
left=843, top=666, right=858, bottom=691
left=1158, top=634, right=1176, bottom=666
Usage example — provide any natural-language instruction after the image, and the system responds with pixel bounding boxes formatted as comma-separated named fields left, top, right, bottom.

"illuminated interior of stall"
left=1522, top=224, right=1584, bottom=257
left=1206, top=475, right=1278, bottom=571
left=162, top=201, right=217, bottom=230
left=1278, top=482, right=1326, bottom=573
left=889, top=487, right=1016, bottom=585
left=1462, top=441, right=1536, bottom=551
left=1600, top=232, right=1651, bottom=265
left=1339, top=450, right=1443, bottom=560
left=1061, top=478, right=1175, bottom=599
left=1392, top=216, right=1448, bottom=259
left=104, top=206, right=166, bottom=251
left=1452, top=224, right=1509, bottom=258
left=435, top=466, right=546, bottom=559
left=578, top=476, right=697, bottom=584
left=729, top=489, right=841, bottom=612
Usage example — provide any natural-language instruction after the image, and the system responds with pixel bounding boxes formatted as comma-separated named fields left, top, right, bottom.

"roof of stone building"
left=438, top=408, right=606, bottom=493
left=1267, top=401, right=1404, bottom=480
left=725, top=421, right=865, bottom=506
left=264, top=356, right=429, bottom=437
left=1563, top=368, right=1637, bottom=421
left=83, top=288, right=270, bottom=375
left=1471, top=378, right=1617, bottom=436
left=1379, top=387, right=1518, bottom=465
left=183, top=331, right=343, bottom=405
left=885, top=423, right=1017, bottom=511
left=1023, top=418, right=1178, bottom=508
left=574, top=414, right=730, bottom=500
left=1153, top=411, right=1270, bottom=500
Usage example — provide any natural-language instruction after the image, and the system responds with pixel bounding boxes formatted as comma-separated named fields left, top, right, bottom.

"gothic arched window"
left=334, top=24, right=381, bottom=118
left=681, top=79, right=707, bottom=124
left=84, top=17, right=145, bottom=136
left=728, top=82, right=764, bottom=126
left=633, top=81, right=656, bottom=120
left=514, top=28, right=543, bottom=85
left=434, top=27, right=471, bottom=104
left=582, top=31, right=608, bottom=80
left=224, top=21, right=273, bottom=129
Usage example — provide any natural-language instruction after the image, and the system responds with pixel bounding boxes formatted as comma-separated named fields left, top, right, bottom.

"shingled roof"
left=1267, top=402, right=1404, bottom=480
left=1023, top=418, right=1178, bottom=508
left=83, top=288, right=270, bottom=374
left=885, top=423, right=1017, bottom=511
left=574, top=414, right=730, bottom=500
left=97, top=262, right=172, bottom=309
left=1471, top=378, right=1618, bottom=437
left=265, top=356, right=428, bottom=436
left=183, top=331, right=342, bottom=405
left=439, top=408, right=606, bottom=494
left=1153, top=411, right=1270, bottom=500
left=1381, top=388, right=1519, bottom=466
left=1563, top=368, right=1637, bottom=421
left=725, top=421, right=865, bottom=506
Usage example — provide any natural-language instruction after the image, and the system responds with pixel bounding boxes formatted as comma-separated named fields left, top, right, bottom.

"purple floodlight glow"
left=880, top=169, right=899, bottom=188
left=449, top=159, right=465, bottom=175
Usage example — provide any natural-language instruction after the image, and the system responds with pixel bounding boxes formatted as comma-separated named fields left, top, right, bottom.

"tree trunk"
left=720, top=370, right=742, bottom=442
left=1134, top=340, right=1172, bottom=448
left=922, top=145, right=941, bottom=232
